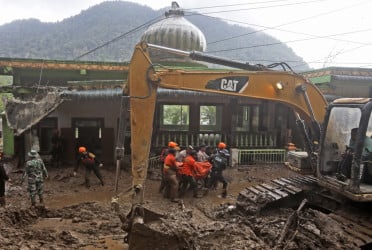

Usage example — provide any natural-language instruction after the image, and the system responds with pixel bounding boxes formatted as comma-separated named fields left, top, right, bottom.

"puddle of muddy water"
left=32, top=210, right=128, bottom=249
left=32, top=217, right=72, bottom=230
left=46, top=190, right=115, bottom=209
left=82, top=238, right=127, bottom=250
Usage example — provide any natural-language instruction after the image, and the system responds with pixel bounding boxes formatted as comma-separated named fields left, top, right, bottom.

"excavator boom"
left=127, top=42, right=327, bottom=208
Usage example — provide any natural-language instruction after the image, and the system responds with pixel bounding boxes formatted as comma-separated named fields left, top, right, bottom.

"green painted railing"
left=238, top=149, right=286, bottom=165
left=153, top=131, right=277, bottom=149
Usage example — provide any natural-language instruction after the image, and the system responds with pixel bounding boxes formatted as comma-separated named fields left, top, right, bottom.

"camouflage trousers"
left=27, top=179, right=44, bottom=204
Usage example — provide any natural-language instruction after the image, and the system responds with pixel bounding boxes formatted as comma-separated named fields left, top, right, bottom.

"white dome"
left=141, top=2, right=207, bottom=52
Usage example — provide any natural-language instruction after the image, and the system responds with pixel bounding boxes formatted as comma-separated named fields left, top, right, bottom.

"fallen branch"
left=276, top=198, right=307, bottom=249
left=283, top=230, right=298, bottom=250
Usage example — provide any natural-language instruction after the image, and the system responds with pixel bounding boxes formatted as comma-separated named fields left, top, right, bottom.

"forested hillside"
left=0, top=1, right=309, bottom=71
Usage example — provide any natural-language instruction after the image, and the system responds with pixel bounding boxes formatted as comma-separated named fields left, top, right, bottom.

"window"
left=160, top=104, right=189, bottom=131
left=200, top=105, right=222, bottom=131
left=235, top=105, right=260, bottom=132
left=73, top=119, right=103, bottom=139
left=72, top=118, right=104, bottom=155
left=0, top=75, right=12, bottom=85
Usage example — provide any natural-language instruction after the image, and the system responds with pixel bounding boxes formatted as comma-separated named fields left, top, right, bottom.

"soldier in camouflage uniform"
left=21, top=150, right=48, bottom=206
left=0, top=153, right=9, bottom=207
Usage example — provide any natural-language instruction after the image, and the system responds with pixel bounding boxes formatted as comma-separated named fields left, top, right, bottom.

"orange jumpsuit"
left=163, top=153, right=181, bottom=201
left=179, top=155, right=198, bottom=197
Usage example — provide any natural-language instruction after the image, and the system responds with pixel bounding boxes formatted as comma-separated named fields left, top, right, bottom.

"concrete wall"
left=49, top=98, right=121, bottom=134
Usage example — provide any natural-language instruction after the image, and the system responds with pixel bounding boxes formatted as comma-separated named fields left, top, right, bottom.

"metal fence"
left=148, top=155, right=162, bottom=170
left=237, top=149, right=286, bottom=165
left=152, top=131, right=278, bottom=149
left=153, top=131, right=226, bottom=149
left=147, top=149, right=287, bottom=169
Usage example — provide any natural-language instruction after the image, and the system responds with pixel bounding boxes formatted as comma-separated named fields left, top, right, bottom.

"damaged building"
left=0, top=59, right=128, bottom=165
left=1, top=2, right=372, bottom=167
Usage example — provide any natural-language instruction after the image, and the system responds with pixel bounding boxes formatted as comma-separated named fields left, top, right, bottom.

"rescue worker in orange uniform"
left=209, top=142, right=230, bottom=198
left=74, top=146, right=104, bottom=188
left=159, top=141, right=179, bottom=194
left=177, top=145, right=194, bottom=162
left=163, top=146, right=183, bottom=202
left=178, top=150, right=198, bottom=198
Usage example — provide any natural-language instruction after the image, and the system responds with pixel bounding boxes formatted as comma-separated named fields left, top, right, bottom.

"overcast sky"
left=1, top=0, right=372, bottom=69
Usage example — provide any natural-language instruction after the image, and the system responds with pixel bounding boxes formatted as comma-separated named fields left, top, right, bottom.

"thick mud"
left=0, top=162, right=369, bottom=249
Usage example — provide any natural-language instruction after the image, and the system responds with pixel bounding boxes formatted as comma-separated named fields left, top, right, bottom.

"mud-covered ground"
left=0, top=161, right=369, bottom=249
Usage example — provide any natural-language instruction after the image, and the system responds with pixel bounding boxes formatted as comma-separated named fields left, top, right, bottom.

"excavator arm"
left=122, top=42, right=327, bottom=244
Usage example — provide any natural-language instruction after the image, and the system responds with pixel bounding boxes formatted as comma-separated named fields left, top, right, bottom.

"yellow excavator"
left=113, top=42, right=372, bottom=247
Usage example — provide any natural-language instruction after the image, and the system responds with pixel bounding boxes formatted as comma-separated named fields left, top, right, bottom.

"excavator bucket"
left=124, top=203, right=191, bottom=250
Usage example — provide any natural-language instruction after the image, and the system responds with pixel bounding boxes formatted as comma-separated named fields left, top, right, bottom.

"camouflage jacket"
left=23, top=159, right=48, bottom=182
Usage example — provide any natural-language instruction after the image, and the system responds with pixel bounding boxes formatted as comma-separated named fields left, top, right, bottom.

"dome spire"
left=165, top=2, right=184, bottom=17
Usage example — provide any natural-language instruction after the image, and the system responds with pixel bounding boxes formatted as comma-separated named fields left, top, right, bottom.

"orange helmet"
left=168, top=141, right=178, bottom=148
left=78, top=146, right=87, bottom=153
left=218, top=142, right=226, bottom=149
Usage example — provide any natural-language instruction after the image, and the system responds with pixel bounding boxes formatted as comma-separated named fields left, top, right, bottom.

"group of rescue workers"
left=160, top=141, right=230, bottom=202
left=1, top=138, right=230, bottom=207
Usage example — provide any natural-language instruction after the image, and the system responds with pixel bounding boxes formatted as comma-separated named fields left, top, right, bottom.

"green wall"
left=2, top=115, right=14, bottom=156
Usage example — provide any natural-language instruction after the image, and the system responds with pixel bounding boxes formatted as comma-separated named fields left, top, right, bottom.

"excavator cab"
left=318, top=98, right=372, bottom=201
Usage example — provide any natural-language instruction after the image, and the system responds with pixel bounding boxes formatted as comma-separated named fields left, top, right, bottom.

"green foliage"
left=200, top=105, right=216, bottom=125
left=163, top=105, right=189, bottom=125
left=0, top=76, right=13, bottom=112
left=0, top=93, right=13, bottom=112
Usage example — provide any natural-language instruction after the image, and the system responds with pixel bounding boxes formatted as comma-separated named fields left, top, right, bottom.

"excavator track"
left=236, top=175, right=372, bottom=248
left=236, top=175, right=318, bottom=215
left=328, top=212, right=372, bottom=247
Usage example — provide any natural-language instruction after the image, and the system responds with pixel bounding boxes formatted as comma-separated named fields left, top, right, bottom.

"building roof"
left=0, top=57, right=128, bottom=71
left=0, top=57, right=128, bottom=89
left=302, top=67, right=372, bottom=85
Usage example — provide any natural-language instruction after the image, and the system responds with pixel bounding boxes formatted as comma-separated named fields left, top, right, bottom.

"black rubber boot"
left=221, top=189, right=227, bottom=198
left=0, top=196, right=5, bottom=206
left=39, top=196, right=44, bottom=206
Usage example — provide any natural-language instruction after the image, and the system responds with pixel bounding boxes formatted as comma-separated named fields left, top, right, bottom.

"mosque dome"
left=141, top=2, right=207, bottom=54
